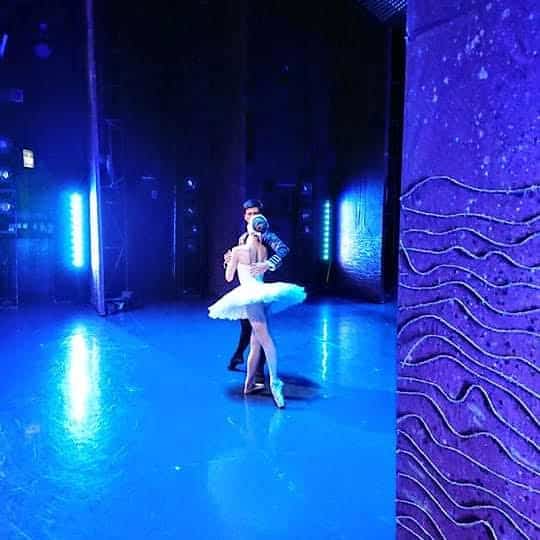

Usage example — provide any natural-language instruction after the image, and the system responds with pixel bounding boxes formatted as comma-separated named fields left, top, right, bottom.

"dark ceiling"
left=356, top=0, right=407, bottom=23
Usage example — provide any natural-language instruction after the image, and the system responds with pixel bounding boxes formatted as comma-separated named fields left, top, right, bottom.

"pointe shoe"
left=270, top=379, right=285, bottom=409
left=244, top=382, right=265, bottom=395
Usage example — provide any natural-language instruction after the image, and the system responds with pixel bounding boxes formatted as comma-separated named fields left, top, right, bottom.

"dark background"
left=0, top=0, right=405, bottom=305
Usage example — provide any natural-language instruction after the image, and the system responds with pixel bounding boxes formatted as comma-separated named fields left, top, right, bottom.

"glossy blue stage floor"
left=0, top=299, right=396, bottom=540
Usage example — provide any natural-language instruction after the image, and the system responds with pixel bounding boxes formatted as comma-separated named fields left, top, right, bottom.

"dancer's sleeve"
left=263, top=232, right=290, bottom=271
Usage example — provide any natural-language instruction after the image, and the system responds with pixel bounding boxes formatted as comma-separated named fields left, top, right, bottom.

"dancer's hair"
left=247, top=215, right=269, bottom=264
left=248, top=214, right=269, bottom=234
left=243, top=198, right=263, bottom=211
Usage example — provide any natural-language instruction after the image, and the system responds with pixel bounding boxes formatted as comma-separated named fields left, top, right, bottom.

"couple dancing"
left=209, top=199, right=306, bottom=408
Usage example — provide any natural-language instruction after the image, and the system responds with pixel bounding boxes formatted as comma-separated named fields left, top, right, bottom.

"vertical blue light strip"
left=70, top=193, right=84, bottom=268
left=322, top=200, right=331, bottom=261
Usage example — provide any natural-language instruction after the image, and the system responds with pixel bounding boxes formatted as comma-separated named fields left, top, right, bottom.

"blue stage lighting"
left=23, top=149, right=35, bottom=168
left=321, top=310, right=329, bottom=381
left=69, top=193, right=85, bottom=268
left=339, top=198, right=354, bottom=265
left=0, top=34, right=7, bottom=59
left=321, top=200, right=331, bottom=261
left=64, top=326, right=102, bottom=441
left=89, top=185, right=101, bottom=279
left=338, top=183, right=382, bottom=279
left=185, top=177, right=197, bottom=191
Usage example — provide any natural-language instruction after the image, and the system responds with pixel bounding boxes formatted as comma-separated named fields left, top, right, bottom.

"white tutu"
left=208, top=264, right=306, bottom=320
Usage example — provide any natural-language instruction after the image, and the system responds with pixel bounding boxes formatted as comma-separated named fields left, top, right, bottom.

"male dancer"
left=224, top=199, right=289, bottom=381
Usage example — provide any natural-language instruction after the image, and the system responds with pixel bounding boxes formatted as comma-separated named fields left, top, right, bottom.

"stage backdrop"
left=397, top=1, right=540, bottom=539
left=332, top=8, right=389, bottom=302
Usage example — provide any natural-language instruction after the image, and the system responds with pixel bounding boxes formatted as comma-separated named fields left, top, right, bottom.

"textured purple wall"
left=397, top=1, right=540, bottom=539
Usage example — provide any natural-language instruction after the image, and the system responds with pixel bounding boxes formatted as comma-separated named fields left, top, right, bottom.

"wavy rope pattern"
left=399, top=303, right=540, bottom=340
left=400, top=320, right=540, bottom=388
left=404, top=244, right=540, bottom=271
left=397, top=174, right=540, bottom=538
left=397, top=519, right=428, bottom=540
left=401, top=226, right=540, bottom=249
left=400, top=515, right=437, bottom=540
left=398, top=376, right=540, bottom=453
left=396, top=498, right=449, bottom=540
left=398, top=390, right=540, bottom=475
left=402, top=351, right=540, bottom=427
left=399, top=472, right=501, bottom=539
left=398, top=450, right=538, bottom=538
left=398, top=416, right=540, bottom=494
left=399, top=430, right=540, bottom=530
left=402, top=204, right=540, bottom=226
left=399, top=281, right=540, bottom=316
left=400, top=240, right=540, bottom=289
left=400, top=175, right=540, bottom=199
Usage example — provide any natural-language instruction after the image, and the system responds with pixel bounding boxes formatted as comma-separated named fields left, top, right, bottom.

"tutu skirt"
left=208, top=281, right=306, bottom=320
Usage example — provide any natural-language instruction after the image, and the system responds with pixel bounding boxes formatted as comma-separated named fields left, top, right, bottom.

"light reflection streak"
left=321, top=306, right=330, bottom=382
left=64, top=326, right=101, bottom=441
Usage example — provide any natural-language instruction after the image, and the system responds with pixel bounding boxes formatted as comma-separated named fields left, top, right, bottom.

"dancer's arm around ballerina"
left=225, top=247, right=239, bottom=283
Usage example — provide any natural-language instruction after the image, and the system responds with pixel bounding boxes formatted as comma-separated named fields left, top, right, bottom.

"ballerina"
left=209, top=214, right=306, bottom=408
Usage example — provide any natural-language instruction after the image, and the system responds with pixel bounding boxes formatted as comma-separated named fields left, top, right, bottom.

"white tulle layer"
left=208, top=282, right=306, bottom=320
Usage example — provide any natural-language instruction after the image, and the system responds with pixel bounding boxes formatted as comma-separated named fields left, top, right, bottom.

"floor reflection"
left=208, top=403, right=298, bottom=536
left=320, top=306, right=329, bottom=382
left=64, top=327, right=102, bottom=441
left=46, top=322, right=118, bottom=507
left=1, top=300, right=396, bottom=540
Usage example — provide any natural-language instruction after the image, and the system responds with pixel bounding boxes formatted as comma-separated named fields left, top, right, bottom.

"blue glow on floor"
left=0, top=300, right=396, bottom=539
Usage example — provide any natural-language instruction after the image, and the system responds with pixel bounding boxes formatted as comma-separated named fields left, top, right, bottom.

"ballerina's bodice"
left=237, top=263, right=264, bottom=286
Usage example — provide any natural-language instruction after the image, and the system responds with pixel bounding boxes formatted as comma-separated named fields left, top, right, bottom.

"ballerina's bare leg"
left=246, top=303, right=284, bottom=407
left=244, top=333, right=263, bottom=393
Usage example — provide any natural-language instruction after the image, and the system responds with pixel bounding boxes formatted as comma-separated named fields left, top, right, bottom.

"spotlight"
left=23, top=149, right=35, bottom=169
left=185, top=177, right=197, bottom=191
left=0, top=202, right=12, bottom=213
left=0, top=169, right=10, bottom=180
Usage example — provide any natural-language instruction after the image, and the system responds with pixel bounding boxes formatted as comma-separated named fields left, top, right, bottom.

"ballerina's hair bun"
left=248, top=214, right=269, bottom=234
